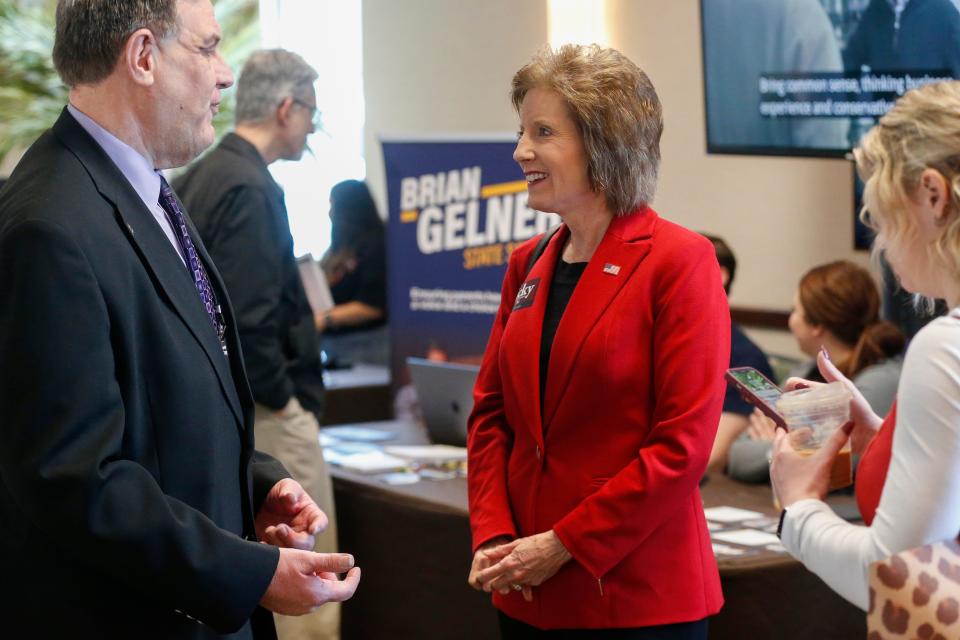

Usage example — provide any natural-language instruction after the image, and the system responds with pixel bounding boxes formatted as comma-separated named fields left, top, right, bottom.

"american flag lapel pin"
left=603, top=263, right=621, bottom=276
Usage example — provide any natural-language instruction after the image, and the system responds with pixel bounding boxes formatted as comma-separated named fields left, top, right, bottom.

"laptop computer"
left=406, top=357, right=480, bottom=447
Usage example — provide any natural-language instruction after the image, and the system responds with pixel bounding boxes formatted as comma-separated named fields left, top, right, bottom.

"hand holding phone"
left=725, top=367, right=787, bottom=429
left=747, top=408, right=779, bottom=441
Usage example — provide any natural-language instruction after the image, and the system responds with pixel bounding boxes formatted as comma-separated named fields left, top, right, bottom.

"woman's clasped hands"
left=468, top=530, right=572, bottom=602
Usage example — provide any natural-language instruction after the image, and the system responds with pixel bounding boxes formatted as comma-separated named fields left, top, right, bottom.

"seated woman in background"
left=317, top=180, right=388, bottom=366
left=771, top=80, right=960, bottom=610
left=727, top=260, right=904, bottom=482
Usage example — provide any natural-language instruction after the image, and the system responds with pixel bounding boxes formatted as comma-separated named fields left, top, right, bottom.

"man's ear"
left=124, top=28, right=158, bottom=87
left=277, top=97, right=295, bottom=126
left=919, top=167, right=950, bottom=224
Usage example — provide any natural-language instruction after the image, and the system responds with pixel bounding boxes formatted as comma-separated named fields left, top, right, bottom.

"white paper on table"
left=380, top=472, right=421, bottom=485
left=712, top=528, right=783, bottom=547
left=319, top=433, right=342, bottom=447
left=325, top=441, right=381, bottom=456
left=322, top=426, right=394, bottom=442
left=703, top=506, right=766, bottom=523
left=742, top=517, right=779, bottom=532
left=328, top=451, right=408, bottom=474
left=384, top=445, right=467, bottom=462
left=418, top=468, right=457, bottom=480
left=296, top=254, right=334, bottom=314
left=712, top=543, right=746, bottom=557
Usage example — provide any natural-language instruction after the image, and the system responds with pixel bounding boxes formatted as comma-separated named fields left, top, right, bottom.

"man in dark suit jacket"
left=174, top=49, right=337, bottom=640
left=0, top=2, right=359, bottom=638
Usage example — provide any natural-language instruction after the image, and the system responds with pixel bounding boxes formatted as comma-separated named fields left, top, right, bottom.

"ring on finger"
left=511, top=583, right=523, bottom=592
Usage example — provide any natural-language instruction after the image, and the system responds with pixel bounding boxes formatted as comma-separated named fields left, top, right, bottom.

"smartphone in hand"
left=725, top=367, right=787, bottom=429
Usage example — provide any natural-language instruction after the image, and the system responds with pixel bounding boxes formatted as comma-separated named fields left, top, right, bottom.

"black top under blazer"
left=0, top=109, right=287, bottom=639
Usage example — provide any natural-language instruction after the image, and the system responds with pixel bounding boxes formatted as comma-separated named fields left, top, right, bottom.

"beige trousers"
left=255, top=399, right=339, bottom=640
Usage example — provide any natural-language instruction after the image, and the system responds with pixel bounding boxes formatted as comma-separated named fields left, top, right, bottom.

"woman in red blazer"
left=466, top=44, right=730, bottom=638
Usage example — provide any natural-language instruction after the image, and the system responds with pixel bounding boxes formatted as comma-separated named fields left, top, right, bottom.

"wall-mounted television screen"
left=700, top=0, right=960, bottom=157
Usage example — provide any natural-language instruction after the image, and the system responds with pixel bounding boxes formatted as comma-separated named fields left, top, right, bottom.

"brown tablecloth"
left=326, top=421, right=865, bottom=639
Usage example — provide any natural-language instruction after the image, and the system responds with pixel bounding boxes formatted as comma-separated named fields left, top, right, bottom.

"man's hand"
left=275, top=397, right=299, bottom=418
left=260, top=548, right=361, bottom=615
left=256, top=478, right=327, bottom=550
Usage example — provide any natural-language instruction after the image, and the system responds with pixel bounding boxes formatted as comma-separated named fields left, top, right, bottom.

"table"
left=325, top=421, right=865, bottom=639
left=322, top=364, right=392, bottom=425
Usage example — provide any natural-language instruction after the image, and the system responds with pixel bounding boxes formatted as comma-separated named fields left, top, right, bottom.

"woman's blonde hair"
left=855, top=81, right=960, bottom=286
left=511, top=44, right=663, bottom=216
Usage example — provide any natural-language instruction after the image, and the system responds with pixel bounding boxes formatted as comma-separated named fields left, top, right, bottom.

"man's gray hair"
left=53, top=0, right=179, bottom=87
left=235, top=49, right=319, bottom=124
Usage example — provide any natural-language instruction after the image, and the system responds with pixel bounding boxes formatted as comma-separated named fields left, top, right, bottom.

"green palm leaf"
left=0, top=0, right=260, bottom=169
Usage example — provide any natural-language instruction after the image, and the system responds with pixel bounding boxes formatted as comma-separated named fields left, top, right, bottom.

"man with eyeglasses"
left=175, top=48, right=338, bottom=640
left=0, top=0, right=358, bottom=635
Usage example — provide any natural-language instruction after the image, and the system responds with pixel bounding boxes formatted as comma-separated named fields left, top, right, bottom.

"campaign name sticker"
left=513, top=278, right=540, bottom=311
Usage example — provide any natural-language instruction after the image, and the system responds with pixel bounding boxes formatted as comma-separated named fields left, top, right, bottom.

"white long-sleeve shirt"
left=781, top=310, right=960, bottom=610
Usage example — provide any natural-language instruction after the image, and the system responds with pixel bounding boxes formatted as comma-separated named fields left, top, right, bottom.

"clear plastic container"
left=776, top=381, right=852, bottom=451
left=775, top=381, right=854, bottom=490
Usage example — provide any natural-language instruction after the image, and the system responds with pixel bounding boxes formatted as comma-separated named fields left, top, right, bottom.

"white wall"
left=607, top=0, right=880, bottom=358
left=362, top=0, right=875, bottom=358
left=362, top=0, right=547, bottom=216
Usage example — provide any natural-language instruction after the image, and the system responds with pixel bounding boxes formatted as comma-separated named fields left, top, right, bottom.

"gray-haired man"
left=0, top=3, right=358, bottom=638
left=174, top=49, right=338, bottom=640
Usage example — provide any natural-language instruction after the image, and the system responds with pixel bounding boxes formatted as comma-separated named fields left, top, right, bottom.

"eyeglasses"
left=290, top=98, right=322, bottom=129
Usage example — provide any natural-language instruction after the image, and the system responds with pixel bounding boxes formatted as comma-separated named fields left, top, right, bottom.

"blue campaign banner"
left=382, top=136, right=560, bottom=386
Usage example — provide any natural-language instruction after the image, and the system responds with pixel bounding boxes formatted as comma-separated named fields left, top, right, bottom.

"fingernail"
left=345, top=554, right=355, bottom=569
left=820, top=346, right=831, bottom=361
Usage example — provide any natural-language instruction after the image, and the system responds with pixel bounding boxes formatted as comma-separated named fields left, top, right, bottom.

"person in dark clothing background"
left=174, top=48, right=341, bottom=640
left=880, top=255, right=947, bottom=339
left=700, top=234, right=777, bottom=476
left=317, top=179, right=388, bottom=366
left=843, top=0, right=960, bottom=78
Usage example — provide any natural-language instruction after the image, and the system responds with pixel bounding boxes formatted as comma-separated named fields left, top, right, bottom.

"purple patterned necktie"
left=158, top=176, right=228, bottom=357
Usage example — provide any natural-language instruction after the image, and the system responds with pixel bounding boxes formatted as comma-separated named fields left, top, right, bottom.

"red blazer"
left=467, top=208, right=729, bottom=629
